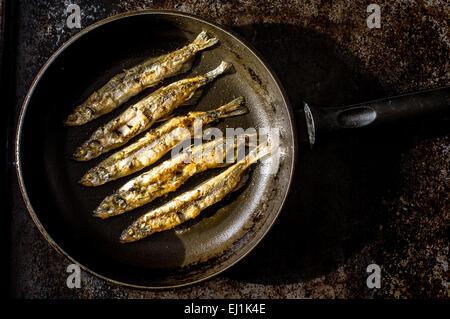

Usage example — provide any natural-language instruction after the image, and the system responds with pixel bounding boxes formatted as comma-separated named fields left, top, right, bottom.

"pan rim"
left=14, top=9, right=297, bottom=289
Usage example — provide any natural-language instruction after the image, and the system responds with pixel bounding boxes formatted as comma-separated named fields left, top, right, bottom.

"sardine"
left=119, top=144, right=270, bottom=243
left=94, top=134, right=253, bottom=219
left=65, top=31, right=218, bottom=126
left=79, top=97, right=247, bottom=186
left=73, top=61, right=232, bottom=161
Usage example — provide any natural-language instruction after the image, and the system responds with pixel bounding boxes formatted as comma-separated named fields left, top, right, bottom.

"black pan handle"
left=300, top=86, right=450, bottom=146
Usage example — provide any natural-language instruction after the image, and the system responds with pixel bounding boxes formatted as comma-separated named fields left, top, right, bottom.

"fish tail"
left=232, top=131, right=258, bottom=146
left=245, top=142, right=271, bottom=166
left=244, top=134, right=259, bottom=148
left=192, top=30, right=219, bottom=50
left=222, top=133, right=260, bottom=164
left=215, top=97, right=248, bottom=118
left=204, top=61, right=233, bottom=82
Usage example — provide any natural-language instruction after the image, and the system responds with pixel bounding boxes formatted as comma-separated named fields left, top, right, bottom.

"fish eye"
left=96, top=167, right=110, bottom=180
left=80, top=106, right=94, bottom=117
left=88, top=140, right=101, bottom=149
left=114, top=197, right=127, bottom=208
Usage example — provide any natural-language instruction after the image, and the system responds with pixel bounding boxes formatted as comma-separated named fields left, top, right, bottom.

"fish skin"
left=93, top=135, right=246, bottom=219
left=73, top=61, right=232, bottom=161
left=119, top=144, right=270, bottom=243
left=65, top=31, right=218, bottom=126
left=79, top=97, right=247, bottom=186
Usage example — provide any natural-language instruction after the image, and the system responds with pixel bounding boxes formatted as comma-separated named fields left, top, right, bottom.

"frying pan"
left=15, top=10, right=449, bottom=289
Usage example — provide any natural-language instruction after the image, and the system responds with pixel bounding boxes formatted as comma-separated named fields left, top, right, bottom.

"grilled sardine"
left=94, top=135, right=253, bottom=219
left=65, top=31, right=218, bottom=126
left=119, top=144, right=270, bottom=243
left=73, top=61, right=232, bottom=161
left=79, top=97, right=247, bottom=186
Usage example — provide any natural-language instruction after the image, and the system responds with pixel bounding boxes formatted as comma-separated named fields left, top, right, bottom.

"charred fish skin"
left=65, top=31, right=219, bottom=126
left=119, top=144, right=270, bottom=243
left=93, top=136, right=244, bottom=219
left=79, top=97, right=247, bottom=186
left=73, top=61, right=232, bottom=161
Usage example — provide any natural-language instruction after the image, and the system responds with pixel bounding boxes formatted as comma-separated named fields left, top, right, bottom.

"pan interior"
left=17, top=12, right=295, bottom=287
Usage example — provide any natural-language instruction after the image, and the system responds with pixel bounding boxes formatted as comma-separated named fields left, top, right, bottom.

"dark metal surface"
left=8, top=0, right=449, bottom=298
left=15, top=11, right=296, bottom=288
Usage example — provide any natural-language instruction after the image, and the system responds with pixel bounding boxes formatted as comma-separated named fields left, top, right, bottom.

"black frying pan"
left=15, top=10, right=449, bottom=289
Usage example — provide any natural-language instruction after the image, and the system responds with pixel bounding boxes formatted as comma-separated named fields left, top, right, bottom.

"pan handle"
left=301, top=86, right=450, bottom=146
